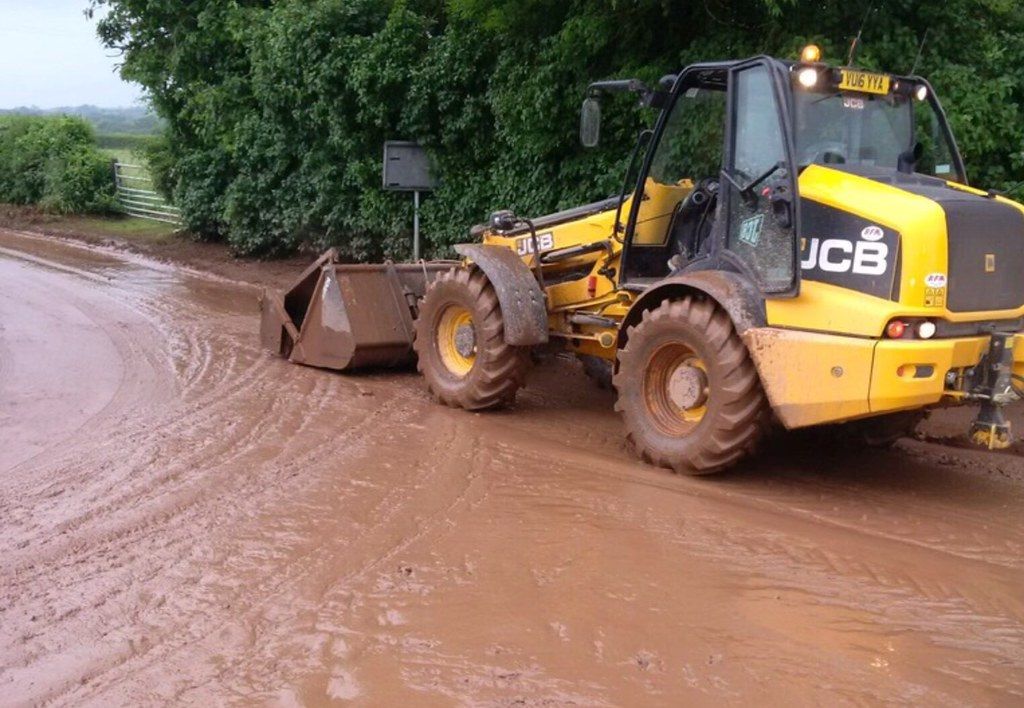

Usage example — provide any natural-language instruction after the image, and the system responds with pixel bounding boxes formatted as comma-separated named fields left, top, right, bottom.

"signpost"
left=382, top=141, right=437, bottom=260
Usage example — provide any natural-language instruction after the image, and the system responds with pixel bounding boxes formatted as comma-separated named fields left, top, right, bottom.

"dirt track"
left=1, top=228, right=1023, bottom=706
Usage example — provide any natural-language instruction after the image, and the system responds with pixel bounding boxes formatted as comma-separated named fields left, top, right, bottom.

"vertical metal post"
left=413, top=190, right=421, bottom=261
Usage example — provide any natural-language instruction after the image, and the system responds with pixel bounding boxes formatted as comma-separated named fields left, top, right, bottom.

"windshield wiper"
left=743, top=161, right=785, bottom=194
left=721, top=161, right=785, bottom=206
left=809, top=91, right=841, bottom=106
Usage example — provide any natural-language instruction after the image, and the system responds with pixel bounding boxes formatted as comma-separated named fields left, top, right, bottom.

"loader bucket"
left=260, top=249, right=453, bottom=370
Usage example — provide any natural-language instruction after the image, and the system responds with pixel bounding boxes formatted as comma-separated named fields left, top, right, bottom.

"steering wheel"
left=801, top=141, right=848, bottom=166
left=699, top=176, right=719, bottom=195
left=689, top=176, right=719, bottom=205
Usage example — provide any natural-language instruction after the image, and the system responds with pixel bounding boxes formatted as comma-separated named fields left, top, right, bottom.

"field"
left=97, top=133, right=154, bottom=169
left=99, top=147, right=138, bottom=164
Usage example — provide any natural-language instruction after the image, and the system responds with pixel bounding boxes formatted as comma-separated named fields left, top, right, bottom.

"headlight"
left=914, top=85, right=928, bottom=101
left=797, top=67, right=819, bottom=88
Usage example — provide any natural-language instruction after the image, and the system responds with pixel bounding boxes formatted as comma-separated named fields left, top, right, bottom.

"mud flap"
left=453, top=243, right=548, bottom=346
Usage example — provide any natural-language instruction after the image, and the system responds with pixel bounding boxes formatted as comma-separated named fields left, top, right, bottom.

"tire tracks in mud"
left=0, top=236, right=416, bottom=701
left=44, top=399, right=488, bottom=704
left=170, top=421, right=488, bottom=703
left=0, top=241, right=478, bottom=702
left=3, top=388, right=414, bottom=704
left=482, top=400, right=1024, bottom=570
left=472, top=438, right=1024, bottom=699
left=3, top=229, right=1024, bottom=705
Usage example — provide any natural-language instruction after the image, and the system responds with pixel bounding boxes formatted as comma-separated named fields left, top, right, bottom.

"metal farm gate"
left=113, top=162, right=181, bottom=225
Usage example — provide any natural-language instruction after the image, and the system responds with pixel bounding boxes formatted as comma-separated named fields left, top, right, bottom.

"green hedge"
left=95, top=0, right=1024, bottom=257
left=0, top=115, right=116, bottom=214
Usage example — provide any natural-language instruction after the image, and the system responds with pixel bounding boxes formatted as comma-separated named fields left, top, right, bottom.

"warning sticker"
left=738, top=214, right=764, bottom=247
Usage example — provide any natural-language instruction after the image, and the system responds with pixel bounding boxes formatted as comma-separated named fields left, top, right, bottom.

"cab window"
left=725, top=63, right=797, bottom=293
left=648, top=87, right=726, bottom=185
left=624, top=80, right=726, bottom=276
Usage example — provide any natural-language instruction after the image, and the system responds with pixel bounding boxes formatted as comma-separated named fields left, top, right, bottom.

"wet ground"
left=1, top=227, right=1023, bottom=706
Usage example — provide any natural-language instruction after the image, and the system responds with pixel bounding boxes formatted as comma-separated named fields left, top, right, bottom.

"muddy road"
left=1, top=228, right=1023, bottom=706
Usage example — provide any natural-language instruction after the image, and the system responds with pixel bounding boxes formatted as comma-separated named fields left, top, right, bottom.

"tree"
left=91, top=0, right=1024, bottom=256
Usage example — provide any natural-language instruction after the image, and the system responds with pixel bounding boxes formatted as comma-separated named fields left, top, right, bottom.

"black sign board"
left=382, top=141, right=436, bottom=192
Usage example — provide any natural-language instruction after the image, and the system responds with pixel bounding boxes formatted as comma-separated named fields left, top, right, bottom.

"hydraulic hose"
left=522, top=216, right=547, bottom=294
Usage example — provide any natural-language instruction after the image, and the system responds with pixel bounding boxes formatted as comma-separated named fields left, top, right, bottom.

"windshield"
left=793, top=87, right=963, bottom=182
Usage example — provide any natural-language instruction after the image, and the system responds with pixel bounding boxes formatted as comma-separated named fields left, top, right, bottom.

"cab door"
left=720, top=59, right=800, bottom=296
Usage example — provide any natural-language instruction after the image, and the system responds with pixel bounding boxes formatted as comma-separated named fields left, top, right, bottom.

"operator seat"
left=666, top=177, right=718, bottom=272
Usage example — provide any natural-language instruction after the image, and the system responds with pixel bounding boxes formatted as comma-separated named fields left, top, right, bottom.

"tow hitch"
left=968, top=332, right=1020, bottom=450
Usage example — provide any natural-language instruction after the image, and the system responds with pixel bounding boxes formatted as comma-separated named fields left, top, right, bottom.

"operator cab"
left=584, top=48, right=965, bottom=298
left=598, top=59, right=800, bottom=294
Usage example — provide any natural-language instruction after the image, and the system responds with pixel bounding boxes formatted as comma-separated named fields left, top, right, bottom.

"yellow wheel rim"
left=643, top=343, right=709, bottom=435
left=436, top=304, right=476, bottom=377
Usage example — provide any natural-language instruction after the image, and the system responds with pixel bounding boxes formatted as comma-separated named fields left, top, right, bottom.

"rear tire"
left=414, top=267, right=530, bottom=410
left=614, top=297, right=768, bottom=474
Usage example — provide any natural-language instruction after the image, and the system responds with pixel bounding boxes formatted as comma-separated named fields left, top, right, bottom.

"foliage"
left=0, top=115, right=116, bottom=214
left=90, top=0, right=1024, bottom=257
left=142, top=134, right=178, bottom=204
left=0, top=106, right=162, bottom=135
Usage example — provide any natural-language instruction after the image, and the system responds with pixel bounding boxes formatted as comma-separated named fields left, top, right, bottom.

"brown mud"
left=1, top=227, right=1023, bottom=706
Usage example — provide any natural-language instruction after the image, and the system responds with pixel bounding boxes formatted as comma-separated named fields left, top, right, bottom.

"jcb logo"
left=515, top=232, right=555, bottom=256
left=800, top=204, right=898, bottom=298
left=801, top=224, right=890, bottom=276
left=801, top=238, right=889, bottom=276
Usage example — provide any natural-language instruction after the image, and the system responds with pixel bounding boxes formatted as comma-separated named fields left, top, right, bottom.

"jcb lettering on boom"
left=515, top=232, right=554, bottom=256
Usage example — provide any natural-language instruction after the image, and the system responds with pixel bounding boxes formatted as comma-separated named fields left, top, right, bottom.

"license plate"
left=839, top=69, right=890, bottom=95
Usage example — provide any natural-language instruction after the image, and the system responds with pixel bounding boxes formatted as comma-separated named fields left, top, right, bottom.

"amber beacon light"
left=800, top=44, right=822, bottom=63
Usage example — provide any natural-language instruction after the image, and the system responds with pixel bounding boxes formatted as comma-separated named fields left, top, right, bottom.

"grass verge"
left=0, top=203, right=309, bottom=289
left=58, top=214, right=180, bottom=244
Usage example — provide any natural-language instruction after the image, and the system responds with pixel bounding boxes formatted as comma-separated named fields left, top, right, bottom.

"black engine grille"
left=943, top=197, right=1024, bottom=312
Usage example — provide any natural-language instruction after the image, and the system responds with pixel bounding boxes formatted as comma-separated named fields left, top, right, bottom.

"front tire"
left=614, top=297, right=768, bottom=474
left=414, top=267, right=529, bottom=410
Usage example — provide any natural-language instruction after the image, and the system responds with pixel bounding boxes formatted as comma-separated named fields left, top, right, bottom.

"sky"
left=0, top=0, right=143, bottom=108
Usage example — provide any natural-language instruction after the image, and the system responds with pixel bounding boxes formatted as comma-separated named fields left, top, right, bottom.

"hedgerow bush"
left=92, top=0, right=1024, bottom=257
left=0, top=115, right=116, bottom=214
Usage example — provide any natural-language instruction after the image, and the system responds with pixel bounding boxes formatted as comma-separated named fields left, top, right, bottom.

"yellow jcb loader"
left=261, top=46, right=1024, bottom=474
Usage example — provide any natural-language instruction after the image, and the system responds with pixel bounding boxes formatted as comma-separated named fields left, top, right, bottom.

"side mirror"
left=580, top=97, right=601, bottom=148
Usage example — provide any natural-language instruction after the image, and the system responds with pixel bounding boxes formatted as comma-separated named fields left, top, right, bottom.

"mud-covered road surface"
left=2, top=228, right=1023, bottom=706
